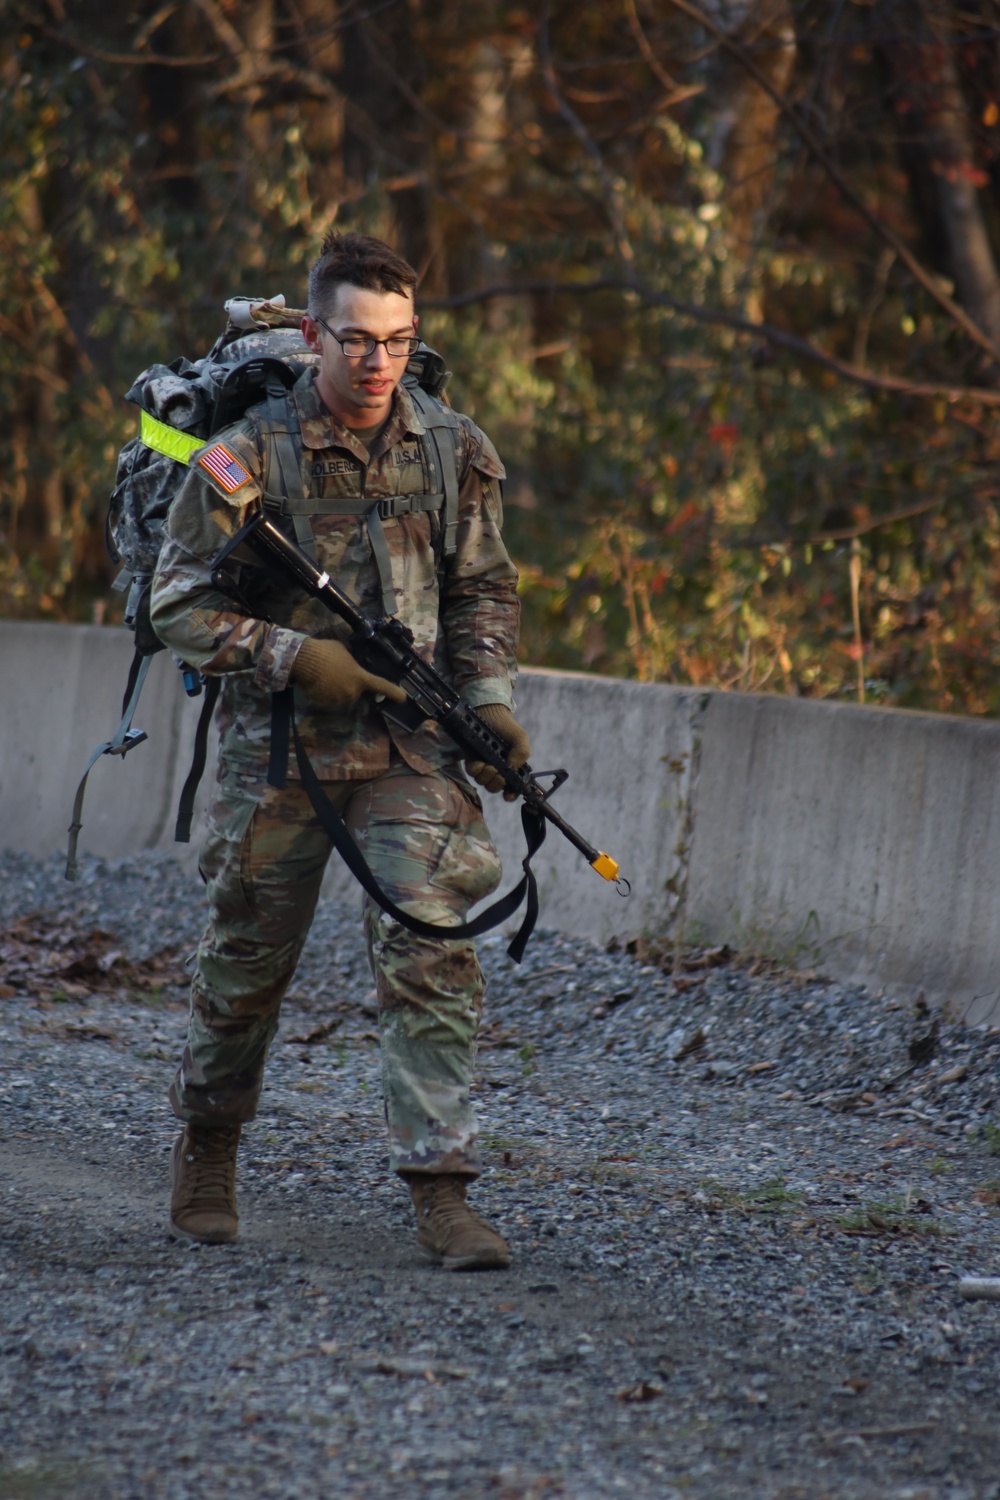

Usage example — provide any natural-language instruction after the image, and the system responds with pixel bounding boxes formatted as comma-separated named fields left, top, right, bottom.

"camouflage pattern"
left=111, top=366, right=209, bottom=584
left=153, top=369, right=520, bottom=1178
left=111, top=336, right=318, bottom=652
left=215, top=326, right=316, bottom=363
left=170, top=764, right=502, bottom=1176
left=150, top=370, right=519, bottom=781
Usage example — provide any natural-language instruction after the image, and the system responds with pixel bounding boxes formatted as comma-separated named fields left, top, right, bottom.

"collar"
left=292, top=369, right=426, bottom=457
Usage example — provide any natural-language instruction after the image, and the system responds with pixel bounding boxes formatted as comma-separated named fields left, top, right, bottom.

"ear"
left=413, top=312, right=420, bottom=334
left=301, top=315, right=322, bottom=354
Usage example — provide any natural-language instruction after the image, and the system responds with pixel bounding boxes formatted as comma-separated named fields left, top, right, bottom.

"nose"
left=366, top=342, right=392, bottom=370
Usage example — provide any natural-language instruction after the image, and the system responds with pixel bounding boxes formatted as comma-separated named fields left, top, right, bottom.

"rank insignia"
left=198, top=443, right=252, bottom=493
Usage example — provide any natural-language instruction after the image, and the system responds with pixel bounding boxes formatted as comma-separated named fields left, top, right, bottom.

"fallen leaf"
left=672, top=975, right=705, bottom=994
left=666, top=1026, right=705, bottom=1061
left=286, top=1019, right=343, bottom=1045
left=616, top=1380, right=663, bottom=1403
left=908, top=1017, right=939, bottom=1065
left=353, top=1354, right=471, bottom=1380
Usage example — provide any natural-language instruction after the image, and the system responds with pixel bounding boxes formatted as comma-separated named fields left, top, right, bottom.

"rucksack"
left=66, top=294, right=458, bottom=878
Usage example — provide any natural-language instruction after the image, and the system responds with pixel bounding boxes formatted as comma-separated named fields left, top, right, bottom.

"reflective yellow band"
left=590, top=852, right=619, bottom=882
left=139, top=409, right=204, bottom=466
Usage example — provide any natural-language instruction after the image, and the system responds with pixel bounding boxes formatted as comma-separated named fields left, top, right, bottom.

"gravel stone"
left=2, top=849, right=1000, bottom=1497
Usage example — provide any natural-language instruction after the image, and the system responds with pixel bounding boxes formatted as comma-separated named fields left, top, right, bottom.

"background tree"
left=4, top=0, right=1000, bottom=713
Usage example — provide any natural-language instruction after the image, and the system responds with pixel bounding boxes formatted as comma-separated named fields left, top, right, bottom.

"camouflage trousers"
left=169, top=759, right=502, bottom=1176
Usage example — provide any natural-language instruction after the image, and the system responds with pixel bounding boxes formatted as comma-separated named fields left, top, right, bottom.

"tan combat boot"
left=170, top=1123, right=241, bottom=1244
left=408, top=1174, right=510, bottom=1271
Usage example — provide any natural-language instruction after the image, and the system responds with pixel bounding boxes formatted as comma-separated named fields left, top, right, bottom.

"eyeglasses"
left=314, top=317, right=420, bottom=359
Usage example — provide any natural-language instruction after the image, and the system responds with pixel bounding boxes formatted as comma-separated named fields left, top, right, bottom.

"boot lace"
left=420, top=1178, right=490, bottom=1236
left=178, top=1129, right=237, bottom=1209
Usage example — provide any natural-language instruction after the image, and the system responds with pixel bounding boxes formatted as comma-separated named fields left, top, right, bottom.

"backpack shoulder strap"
left=253, top=382, right=318, bottom=563
left=407, top=386, right=462, bottom=560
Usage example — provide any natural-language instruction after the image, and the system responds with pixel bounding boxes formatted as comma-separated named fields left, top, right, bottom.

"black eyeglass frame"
left=314, top=317, right=420, bottom=359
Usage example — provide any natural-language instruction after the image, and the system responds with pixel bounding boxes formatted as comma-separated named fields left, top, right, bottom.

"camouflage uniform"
left=150, top=369, right=519, bottom=1177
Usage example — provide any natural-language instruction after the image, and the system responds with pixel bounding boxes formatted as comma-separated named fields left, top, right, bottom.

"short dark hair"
left=308, top=232, right=418, bottom=319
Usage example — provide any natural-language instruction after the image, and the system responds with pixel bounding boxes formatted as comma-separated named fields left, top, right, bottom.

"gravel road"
left=2, top=848, right=1000, bottom=1500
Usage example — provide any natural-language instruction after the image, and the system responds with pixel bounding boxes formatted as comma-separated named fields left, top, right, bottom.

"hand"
left=466, top=703, right=531, bottom=800
left=292, top=637, right=408, bottom=711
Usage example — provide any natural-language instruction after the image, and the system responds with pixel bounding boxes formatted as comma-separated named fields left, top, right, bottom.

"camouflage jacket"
left=150, top=370, right=520, bottom=782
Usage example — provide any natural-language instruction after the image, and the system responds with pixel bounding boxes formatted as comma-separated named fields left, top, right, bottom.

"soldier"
left=150, top=231, right=529, bottom=1269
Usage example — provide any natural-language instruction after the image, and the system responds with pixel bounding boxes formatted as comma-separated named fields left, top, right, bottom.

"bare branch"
left=623, top=0, right=704, bottom=106
left=189, top=0, right=246, bottom=61
left=28, top=0, right=400, bottom=71
left=538, top=7, right=635, bottom=266
left=662, top=0, right=1000, bottom=367
left=29, top=18, right=226, bottom=67
left=132, top=4, right=180, bottom=52
left=422, top=277, right=1000, bottom=407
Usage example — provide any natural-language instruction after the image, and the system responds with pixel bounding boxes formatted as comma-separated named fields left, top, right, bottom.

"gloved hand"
left=292, top=637, right=408, bottom=711
left=465, top=703, right=531, bottom=801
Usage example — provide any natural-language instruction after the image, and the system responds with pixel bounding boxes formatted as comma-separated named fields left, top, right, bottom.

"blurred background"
left=5, top=0, right=1000, bottom=713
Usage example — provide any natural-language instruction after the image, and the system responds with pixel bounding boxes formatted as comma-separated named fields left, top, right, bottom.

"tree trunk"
left=341, top=0, right=439, bottom=283
left=702, top=0, right=796, bottom=314
left=922, top=6, right=1000, bottom=346
left=878, top=0, right=1000, bottom=348
left=295, top=0, right=345, bottom=213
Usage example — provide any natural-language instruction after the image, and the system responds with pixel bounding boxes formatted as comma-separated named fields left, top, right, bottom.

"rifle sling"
left=267, top=685, right=543, bottom=962
left=174, top=677, right=221, bottom=843
left=66, top=650, right=152, bottom=881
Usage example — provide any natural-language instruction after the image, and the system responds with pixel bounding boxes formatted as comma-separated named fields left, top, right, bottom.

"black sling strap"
left=174, top=676, right=221, bottom=843
left=66, top=649, right=152, bottom=880
left=266, top=685, right=544, bottom=963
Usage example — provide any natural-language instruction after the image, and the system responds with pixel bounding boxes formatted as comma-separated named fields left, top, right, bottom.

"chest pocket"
left=256, top=381, right=461, bottom=618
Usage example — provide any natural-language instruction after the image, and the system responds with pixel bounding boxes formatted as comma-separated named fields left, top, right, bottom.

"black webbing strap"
left=266, top=686, right=544, bottom=962
left=66, top=649, right=152, bottom=881
left=269, top=493, right=445, bottom=517
left=427, top=424, right=460, bottom=558
left=174, top=676, right=221, bottom=843
left=268, top=680, right=292, bottom=790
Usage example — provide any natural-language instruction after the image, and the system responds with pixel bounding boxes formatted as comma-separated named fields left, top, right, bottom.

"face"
left=302, top=283, right=418, bottom=428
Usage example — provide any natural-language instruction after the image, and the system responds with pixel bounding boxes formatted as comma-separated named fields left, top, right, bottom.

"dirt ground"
left=2, top=854, right=999, bottom=1499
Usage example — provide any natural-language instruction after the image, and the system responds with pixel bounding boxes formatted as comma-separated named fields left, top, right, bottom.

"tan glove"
left=466, top=703, right=531, bottom=800
left=292, top=637, right=407, bottom=711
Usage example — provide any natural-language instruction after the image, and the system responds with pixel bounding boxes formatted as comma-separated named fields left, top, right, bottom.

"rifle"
left=213, top=511, right=628, bottom=958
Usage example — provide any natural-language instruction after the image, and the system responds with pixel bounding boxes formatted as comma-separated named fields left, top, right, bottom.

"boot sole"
left=169, top=1214, right=238, bottom=1246
left=417, top=1243, right=510, bottom=1272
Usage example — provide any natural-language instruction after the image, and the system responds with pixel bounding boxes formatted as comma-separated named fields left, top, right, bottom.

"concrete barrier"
left=2, top=621, right=998, bottom=1022
left=0, top=622, right=209, bottom=876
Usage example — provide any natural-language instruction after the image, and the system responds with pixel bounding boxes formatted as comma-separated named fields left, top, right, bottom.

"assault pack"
left=66, top=294, right=457, bottom=877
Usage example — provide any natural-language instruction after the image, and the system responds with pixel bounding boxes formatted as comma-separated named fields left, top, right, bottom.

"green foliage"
left=836, top=1190, right=942, bottom=1237
left=694, top=1174, right=801, bottom=1213
left=3, top=2, right=1000, bottom=716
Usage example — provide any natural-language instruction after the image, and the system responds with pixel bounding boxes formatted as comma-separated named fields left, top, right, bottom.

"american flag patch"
left=197, top=443, right=252, bottom=494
